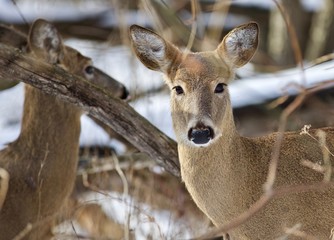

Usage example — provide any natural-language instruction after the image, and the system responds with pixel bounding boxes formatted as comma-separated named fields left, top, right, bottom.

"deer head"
left=0, top=20, right=128, bottom=100
left=130, top=23, right=258, bottom=146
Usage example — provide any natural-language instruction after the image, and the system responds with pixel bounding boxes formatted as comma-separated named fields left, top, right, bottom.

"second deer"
left=0, top=19, right=128, bottom=239
left=130, top=23, right=334, bottom=239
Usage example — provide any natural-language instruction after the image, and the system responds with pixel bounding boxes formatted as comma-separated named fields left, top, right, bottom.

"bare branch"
left=0, top=43, right=180, bottom=177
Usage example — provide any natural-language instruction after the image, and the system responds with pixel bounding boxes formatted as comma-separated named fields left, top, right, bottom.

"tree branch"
left=0, top=43, right=180, bottom=177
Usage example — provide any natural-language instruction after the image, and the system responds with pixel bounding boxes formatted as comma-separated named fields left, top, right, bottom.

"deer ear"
left=129, top=25, right=180, bottom=73
left=217, top=22, right=258, bottom=68
left=28, top=19, right=64, bottom=64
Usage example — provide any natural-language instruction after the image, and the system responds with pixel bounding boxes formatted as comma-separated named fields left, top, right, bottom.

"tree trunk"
left=305, top=0, right=334, bottom=61
left=267, top=0, right=310, bottom=67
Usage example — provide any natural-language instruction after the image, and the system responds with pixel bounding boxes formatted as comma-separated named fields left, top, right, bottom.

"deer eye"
left=214, top=83, right=225, bottom=93
left=85, top=66, right=95, bottom=75
left=173, top=86, right=184, bottom=95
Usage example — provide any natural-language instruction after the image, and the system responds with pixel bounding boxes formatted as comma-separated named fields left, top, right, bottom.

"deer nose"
left=188, top=125, right=214, bottom=145
left=120, top=86, right=129, bottom=100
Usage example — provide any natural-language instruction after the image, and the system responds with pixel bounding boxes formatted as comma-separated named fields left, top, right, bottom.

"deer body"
left=0, top=20, right=127, bottom=239
left=179, top=130, right=334, bottom=238
left=130, top=23, right=334, bottom=239
left=0, top=86, right=81, bottom=239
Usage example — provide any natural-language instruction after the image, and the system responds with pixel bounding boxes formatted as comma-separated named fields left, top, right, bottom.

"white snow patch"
left=231, top=0, right=324, bottom=11
left=231, top=61, right=334, bottom=107
left=55, top=191, right=202, bottom=239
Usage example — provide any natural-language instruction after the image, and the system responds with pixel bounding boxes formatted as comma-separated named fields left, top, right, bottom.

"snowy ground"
left=54, top=191, right=207, bottom=239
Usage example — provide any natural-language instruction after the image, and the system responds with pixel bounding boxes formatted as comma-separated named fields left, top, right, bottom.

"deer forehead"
left=63, top=46, right=92, bottom=74
left=169, top=52, right=233, bottom=88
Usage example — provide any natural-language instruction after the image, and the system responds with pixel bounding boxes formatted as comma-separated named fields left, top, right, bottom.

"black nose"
left=120, top=86, right=129, bottom=100
left=188, top=125, right=214, bottom=145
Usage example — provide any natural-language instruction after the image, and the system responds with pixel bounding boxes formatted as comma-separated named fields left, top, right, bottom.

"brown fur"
left=0, top=19, right=127, bottom=240
left=130, top=23, right=334, bottom=239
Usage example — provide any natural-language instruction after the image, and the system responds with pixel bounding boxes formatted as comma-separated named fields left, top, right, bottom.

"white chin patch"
left=189, top=138, right=213, bottom=148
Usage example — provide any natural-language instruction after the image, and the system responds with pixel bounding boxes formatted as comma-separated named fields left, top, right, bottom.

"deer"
left=0, top=19, right=128, bottom=240
left=129, top=23, right=334, bottom=239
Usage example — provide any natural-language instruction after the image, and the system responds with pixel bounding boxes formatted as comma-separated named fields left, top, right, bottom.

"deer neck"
left=16, top=85, right=82, bottom=159
left=178, top=126, right=242, bottom=178
left=177, top=106, right=253, bottom=224
left=178, top=104, right=240, bottom=171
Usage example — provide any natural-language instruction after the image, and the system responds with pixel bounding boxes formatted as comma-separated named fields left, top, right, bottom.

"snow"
left=79, top=192, right=198, bottom=239
left=0, top=83, right=24, bottom=149
left=54, top=191, right=205, bottom=239
left=231, top=62, right=334, bottom=107
left=231, top=0, right=324, bottom=11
